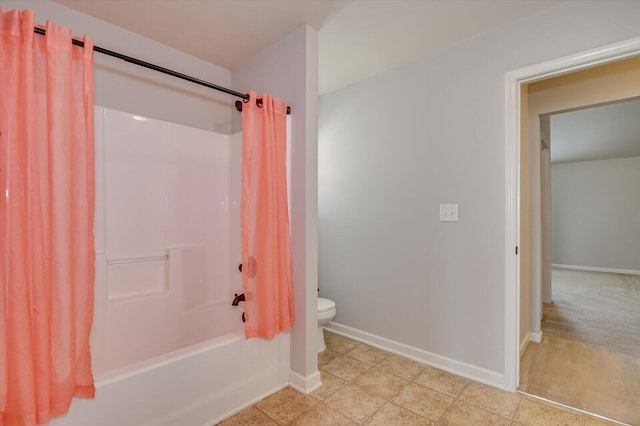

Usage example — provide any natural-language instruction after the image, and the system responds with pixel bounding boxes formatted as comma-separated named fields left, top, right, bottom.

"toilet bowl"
left=317, top=297, right=336, bottom=352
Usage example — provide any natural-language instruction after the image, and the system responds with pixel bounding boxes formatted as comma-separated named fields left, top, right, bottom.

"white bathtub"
left=50, top=252, right=290, bottom=426
left=51, top=323, right=290, bottom=426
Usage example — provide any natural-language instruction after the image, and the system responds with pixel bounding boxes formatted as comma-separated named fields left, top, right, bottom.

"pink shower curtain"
left=0, top=9, right=95, bottom=426
left=241, top=91, right=293, bottom=339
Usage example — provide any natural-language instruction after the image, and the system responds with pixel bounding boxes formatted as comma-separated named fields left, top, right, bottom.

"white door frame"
left=503, top=36, right=640, bottom=391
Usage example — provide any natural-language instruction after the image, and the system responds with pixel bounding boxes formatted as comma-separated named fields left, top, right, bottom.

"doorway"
left=504, top=36, right=640, bottom=422
left=520, top=98, right=640, bottom=424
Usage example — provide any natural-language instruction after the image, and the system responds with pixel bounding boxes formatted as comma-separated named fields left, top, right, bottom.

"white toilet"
left=317, top=297, right=336, bottom=352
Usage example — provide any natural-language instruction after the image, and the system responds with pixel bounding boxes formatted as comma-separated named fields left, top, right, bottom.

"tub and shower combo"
left=50, top=107, right=290, bottom=426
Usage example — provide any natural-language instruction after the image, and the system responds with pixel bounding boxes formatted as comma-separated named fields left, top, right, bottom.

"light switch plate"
left=440, top=204, right=459, bottom=222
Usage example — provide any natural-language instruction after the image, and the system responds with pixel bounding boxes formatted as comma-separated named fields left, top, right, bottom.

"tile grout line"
left=509, top=394, right=526, bottom=426
left=358, top=363, right=413, bottom=424
left=348, top=347, right=391, bottom=424
left=340, top=344, right=438, bottom=425
left=252, top=403, right=278, bottom=425
left=433, top=379, right=470, bottom=424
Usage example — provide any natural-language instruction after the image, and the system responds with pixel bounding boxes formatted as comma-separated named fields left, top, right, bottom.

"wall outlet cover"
left=440, top=204, right=459, bottom=222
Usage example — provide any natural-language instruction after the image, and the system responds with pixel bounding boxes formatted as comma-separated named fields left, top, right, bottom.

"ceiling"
left=52, top=0, right=561, bottom=94
left=550, top=99, right=640, bottom=164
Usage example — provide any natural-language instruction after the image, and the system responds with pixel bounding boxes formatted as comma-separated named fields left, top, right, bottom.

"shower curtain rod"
left=33, top=27, right=291, bottom=115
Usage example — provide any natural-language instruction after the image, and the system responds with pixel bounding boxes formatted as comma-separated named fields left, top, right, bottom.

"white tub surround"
left=48, top=107, right=291, bottom=426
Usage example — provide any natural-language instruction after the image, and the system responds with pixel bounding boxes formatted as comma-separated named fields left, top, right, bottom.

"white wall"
left=0, top=0, right=232, bottom=132
left=319, top=0, right=640, bottom=379
left=551, top=156, right=640, bottom=272
left=232, top=25, right=320, bottom=391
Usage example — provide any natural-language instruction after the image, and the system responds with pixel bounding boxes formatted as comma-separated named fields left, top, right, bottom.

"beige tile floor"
left=217, top=331, right=621, bottom=425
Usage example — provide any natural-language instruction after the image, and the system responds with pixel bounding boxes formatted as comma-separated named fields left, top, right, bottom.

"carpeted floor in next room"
left=217, top=330, right=617, bottom=425
left=520, top=268, right=640, bottom=425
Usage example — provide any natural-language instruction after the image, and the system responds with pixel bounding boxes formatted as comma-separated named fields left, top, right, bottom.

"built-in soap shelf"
left=106, top=254, right=169, bottom=301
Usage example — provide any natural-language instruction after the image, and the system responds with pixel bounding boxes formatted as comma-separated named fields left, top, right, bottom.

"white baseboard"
left=289, top=370, right=322, bottom=394
left=552, top=264, right=640, bottom=275
left=519, top=331, right=542, bottom=358
left=325, top=322, right=505, bottom=390
left=529, top=331, right=542, bottom=343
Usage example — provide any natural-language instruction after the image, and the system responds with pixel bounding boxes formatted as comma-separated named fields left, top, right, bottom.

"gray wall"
left=551, top=156, right=640, bottom=271
left=1, top=0, right=233, bottom=132
left=318, top=0, right=640, bottom=375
